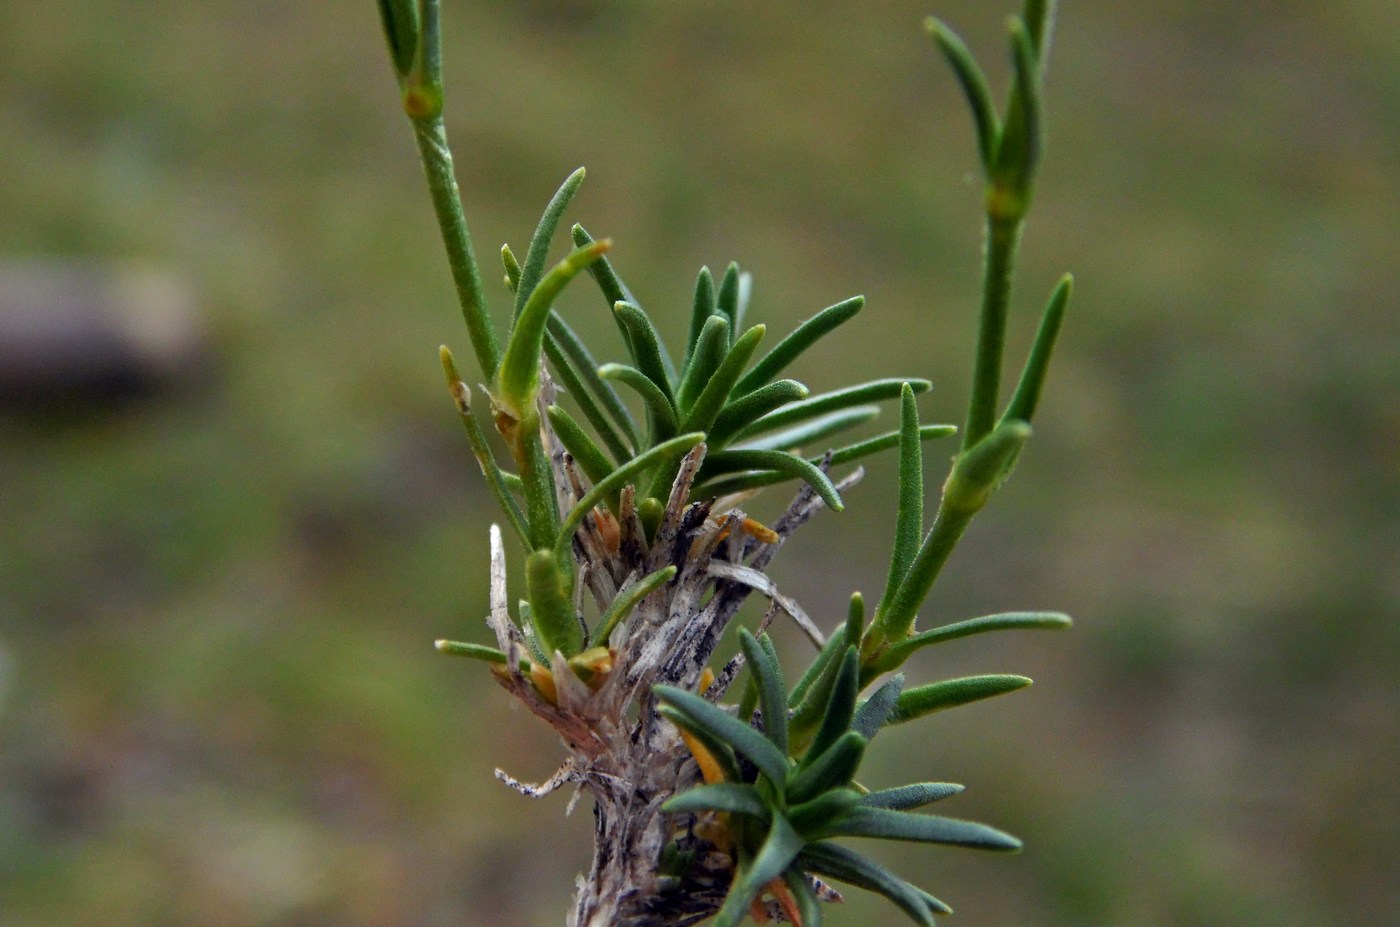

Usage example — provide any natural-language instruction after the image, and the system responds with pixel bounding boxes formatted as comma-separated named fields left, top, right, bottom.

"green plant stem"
left=963, top=213, right=1023, bottom=450
left=871, top=505, right=975, bottom=648
left=412, top=116, right=500, bottom=380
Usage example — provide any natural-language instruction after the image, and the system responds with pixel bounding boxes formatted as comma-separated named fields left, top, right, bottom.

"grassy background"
left=2, top=1, right=1397, bottom=925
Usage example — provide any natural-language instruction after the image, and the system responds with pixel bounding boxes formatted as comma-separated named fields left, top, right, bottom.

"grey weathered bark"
left=480, top=437, right=860, bottom=927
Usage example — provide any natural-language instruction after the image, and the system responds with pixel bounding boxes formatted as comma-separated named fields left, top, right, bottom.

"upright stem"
left=412, top=115, right=501, bottom=380
left=962, top=212, right=1024, bottom=450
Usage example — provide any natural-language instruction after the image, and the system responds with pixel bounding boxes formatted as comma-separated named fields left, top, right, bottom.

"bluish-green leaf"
left=788, top=732, right=866, bottom=805
left=732, top=407, right=880, bottom=454
left=798, top=842, right=944, bottom=925
left=860, top=782, right=964, bottom=811
left=879, top=383, right=924, bottom=618
left=675, top=314, right=730, bottom=414
left=545, top=313, right=639, bottom=460
left=707, top=379, right=810, bottom=448
left=788, top=786, right=863, bottom=833
left=683, top=266, right=716, bottom=369
left=658, top=705, right=742, bottom=783
left=680, top=324, right=766, bottom=435
left=713, top=812, right=805, bottom=927
left=851, top=673, right=904, bottom=738
left=598, top=363, right=678, bottom=445
left=654, top=684, right=790, bottom=786
left=663, top=782, right=769, bottom=819
left=887, top=675, right=1032, bottom=725
left=804, top=647, right=859, bottom=762
left=614, top=301, right=676, bottom=403
left=715, top=262, right=742, bottom=328
left=526, top=548, right=582, bottom=657
left=926, top=18, right=1000, bottom=171
left=881, top=611, right=1071, bottom=668
left=737, top=378, right=931, bottom=440
left=699, top=449, right=843, bottom=511
left=1000, top=273, right=1071, bottom=426
left=512, top=168, right=586, bottom=320
left=788, top=625, right=847, bottom=711
left=590, top=565, right=676, bottom=647
left=734, top=295, right=864, bottom=397
left=781, top=867, right=823, bottom=927
left=433, top=639, right=507, bottom=665
left=739, top=629, right=788, bottom=755
left=547, top=405, right=615, bottom=490
left=813, top=806, right=1021, bottom=851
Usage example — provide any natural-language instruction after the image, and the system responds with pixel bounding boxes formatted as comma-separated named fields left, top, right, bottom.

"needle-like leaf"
left=737, top=379, right=931, bottom=440
left=512, top=168, right=586, bottom=319
left=860, top=783, right=965, bottom=811
left=700, top=449, right=844, bottom=511
left=662, top=782, right=769, bottom=818
left=590, top=565, right=676, bottom=647
left=654, top=684, right=790, bottom=786
left=813, top=806, right=1022, bottom=851
left=713, top=813, right=805, bottom=927
left=887, top=674, right=1033, bottom=725
left=733, top=295, right=864, bottom=397
left=798, top=842, right=945, bottom=924
left=1000, top=273, right=1071, bottom=426
left=739, top=629, right=788, bottom=755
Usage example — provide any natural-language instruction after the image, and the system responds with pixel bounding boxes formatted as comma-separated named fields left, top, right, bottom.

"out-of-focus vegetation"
left=1, top=1, right=1395, bottom=925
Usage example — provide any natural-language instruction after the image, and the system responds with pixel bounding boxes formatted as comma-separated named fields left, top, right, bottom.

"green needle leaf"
left=851, top=673, right=904, bottom=738
left=860, top=783, right=965, bottom=811
left=1000, top=273, right=1071, bottom=426
left=713, top=813, right=805, bottom=927
left=376, top=0, right=420, bottom=80
left=737, top=378, right=931, bottom=440
left=715, top=261, right=742, bottom=328
left=663, top=782, right=769, bottom=819
left=707, top=379, right=810, bottom=448
left=590, top=565, right=676, bottom=647
left=732, top=407, right=880, bottom=454
left=546, top=312, right=640, bottom=456
left=526, top=548, right=583, bottom=658
left=501, top=242, right=522, bottom=292
left=598, top=363, right=679, bottom=445
left=788, top=625, right=847, bottom=711
left=684, top=266, right=717, bottom=368
left=546, top=405, right=616, bottom=490
left=658, top=705, right=743, bottom=783
left=700, top=449, right=844, bottom=511
left=991, top=17, right=1043, bottom=209
left=740, top=629, right=789, bottom=755
left=512, top=167, right=586, bottom=319
left=879, top=383, right=924, bottom=617
left=887, top=674, right=1033, bottom=725
left=433, top=639, right=507, bottom=665
left=943, top=418, right=1031, bottom=516
left=496, top=240, right=611, bottom=420
left=680, top=324, right=767, bottom=435
left=798, top=842, right=945, bottom=924
left=781, top=867, right=823, bottom=927
left=571, top=223, right=647, bottom=354
left=614, top=301, right=678, bottom=405
left=880, top=611, right=1072, bottom=669
left=788, top=786, right=864, bottom=833
left=926, top=17, right=1001, bottom=171
left=804, top=647, right=859, bottom=763
left=788, top=732, right=867, bottom=805
left=814, top=806, right=1022, bottom=851
left=675, top=314, right=730, bottom=414
left=654, top=684, right=790, bottom=787
left=734, top=295, right=863, bottom=397
left=440, top=347, right=530, bottom=545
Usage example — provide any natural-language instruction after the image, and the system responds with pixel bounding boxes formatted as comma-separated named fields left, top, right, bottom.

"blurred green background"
left=2, top=1, right=1396, bottom=925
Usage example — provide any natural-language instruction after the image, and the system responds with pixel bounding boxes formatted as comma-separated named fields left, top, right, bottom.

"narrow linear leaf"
left=844, top=592, right=866, bottom=655
left=926, top=18, right=1001, bottom=171
left=992, top=18, right=1043, bottom=201
left=734, top=295, right=864, bottom=397
left=788, top=787, right=864, bottom=833
left=376, top=0, right=420, bottom=79
left=663, top=782, right=769, bottom=819
left=737, top=379, right=932, bottom=440
left=440, top=349, right=530, bottom=544
left=654, top=684, right=790, bottom=786
left=684, top=266, right=716, bottom=369
left=815, top=806, right=1021, bottom=852
left=547, top=313, right=640, bottom=455
left=739, top=629, right=789, bottom=755
left=879, top=383, right=924, bottom=616
left=732, top=407, right=880, bottom=454
left=701, top=449, right=843, bottom=511
left=1000, top=273, right=1071, bottom=425
left=614, top=301, right=677, bottom=405
left=501, top=242, right=521, bottom=292
left=715, top=261, right=742, bottom=327
left=804, top=648, right=859, bottom=762
left=788, top=625, right=847, bottom=711
left=851, top=673, right=904, bottom=738
left=680, top=323, right=767, bottom=434
left=547, top=405, right=615, bottom=490
left=860, top=783, right=964, bottom=811
left=798, top=842, right=943, bottom=925
left=942, top=418, right=1031, bottom=516
left=591, top=565, right=676, bottom=647
left=433, top=639, right=507, bottom=664
left=572, top=223, right=645, bottom=355
left=512, top=167, right=586, bottom=319
left=675, top=314, right=730, bottom=414
left=713, top=813, right=805, bottom=927
left=661, top=706, right=743, bottom=784
left=496, top=240, right=610, bottom=419
left=781, top=867, right=823, bottom=927
left=708, top=379, right=810, bottom=448
left=887, top=675, right=1033, bottom=725
left=598, top=363, right=679, bottom=445
left=700, top=424, right=956, bottom=499
left=525, top=548, right=582, bottom=658
left=789, top=732, right=867, bottom=805
left=732, top=270, right=753, bottom=332
left=882, top=611, right=1071, bottom=668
